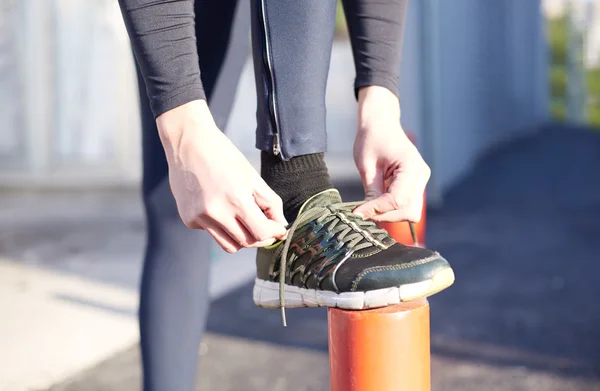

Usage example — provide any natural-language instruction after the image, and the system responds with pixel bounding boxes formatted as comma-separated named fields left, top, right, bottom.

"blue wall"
left=400, top=0, right=549, bottom=204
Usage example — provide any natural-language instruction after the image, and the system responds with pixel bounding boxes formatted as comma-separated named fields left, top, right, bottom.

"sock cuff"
left=261, top=152, right=328, bottom=175
left=261, top=152, right=333, bottom=222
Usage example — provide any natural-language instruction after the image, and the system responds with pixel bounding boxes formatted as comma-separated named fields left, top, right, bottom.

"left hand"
left=352, top=86, right=430, bottom=223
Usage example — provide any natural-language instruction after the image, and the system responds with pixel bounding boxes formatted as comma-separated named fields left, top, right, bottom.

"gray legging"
left=135, top=0, right=406, bottom=389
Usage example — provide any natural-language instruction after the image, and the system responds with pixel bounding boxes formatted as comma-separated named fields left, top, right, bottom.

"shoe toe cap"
left=334, top=244, right=452, bottom=292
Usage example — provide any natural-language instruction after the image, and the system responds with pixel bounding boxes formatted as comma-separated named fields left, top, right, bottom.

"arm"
left=343, top=1, right=430, bottom=223
left=341, top=0, right=408, bottom=98
left=118, top=1, right=287, bottom=252
left=118, top=0, right=205, bottom=117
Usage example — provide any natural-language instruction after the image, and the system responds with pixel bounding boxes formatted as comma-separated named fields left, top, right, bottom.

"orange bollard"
left=328, top=300, right=431, bottom=391
left=328, top=131, right=431, bottom=391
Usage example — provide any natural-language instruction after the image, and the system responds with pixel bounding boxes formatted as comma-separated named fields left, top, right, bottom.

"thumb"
left=360, top=165, right=385, bottom=201
left=353, top=193, right=396, bottom=220
left=354, top=165, right=387, bottom=219
left=253, top=179, right=288, bottom=228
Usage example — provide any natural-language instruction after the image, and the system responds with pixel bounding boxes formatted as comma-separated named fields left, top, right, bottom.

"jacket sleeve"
left=118, top=0, right=205, bottom=117
left=341, top=0, right=409, bottom=98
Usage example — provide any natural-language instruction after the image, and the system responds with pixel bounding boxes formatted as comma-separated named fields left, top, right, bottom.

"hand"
left=352, top=86, right=430, bottom=223
left=157, top=100, right=288, bottom=253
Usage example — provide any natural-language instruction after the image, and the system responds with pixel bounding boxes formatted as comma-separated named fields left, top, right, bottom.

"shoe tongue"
left=297, top=189, right=342, bottom=216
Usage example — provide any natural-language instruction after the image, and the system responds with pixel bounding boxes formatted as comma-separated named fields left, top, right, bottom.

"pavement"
left=2, top=125, right=600, bottom=390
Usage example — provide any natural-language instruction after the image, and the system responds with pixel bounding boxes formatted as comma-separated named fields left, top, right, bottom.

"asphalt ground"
left=47, top=126, right=600, bottom=390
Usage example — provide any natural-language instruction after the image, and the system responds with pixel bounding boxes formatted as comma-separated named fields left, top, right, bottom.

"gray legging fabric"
left=136, top=1, right=250, bottom=390
left=136, top=0, right=405, bottom=389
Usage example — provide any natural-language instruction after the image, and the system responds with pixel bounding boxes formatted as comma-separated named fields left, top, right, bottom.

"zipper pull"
left=272, top=134, right=280, bottom=156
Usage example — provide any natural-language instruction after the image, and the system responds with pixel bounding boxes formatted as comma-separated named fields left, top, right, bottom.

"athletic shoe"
left=253, top=189, right=454, bottom=325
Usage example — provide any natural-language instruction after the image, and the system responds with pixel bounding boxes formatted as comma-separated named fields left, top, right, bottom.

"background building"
left=0, top=0, right=549, bottom=205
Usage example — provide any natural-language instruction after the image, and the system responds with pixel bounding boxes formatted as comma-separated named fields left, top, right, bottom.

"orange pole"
left=328, top=130, right=431, bottom=390
left=328, top=300, right=431, bottom=391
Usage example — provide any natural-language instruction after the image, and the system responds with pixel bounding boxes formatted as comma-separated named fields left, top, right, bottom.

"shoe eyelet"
left=320, top=232, right=334, bottom=247
left=312, top=222, right=324, bottom=234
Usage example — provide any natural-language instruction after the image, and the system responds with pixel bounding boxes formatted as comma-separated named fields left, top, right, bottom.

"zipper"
left=258, top=0, right=282, bottom=156
left=272, top=133, right=280, bottom=155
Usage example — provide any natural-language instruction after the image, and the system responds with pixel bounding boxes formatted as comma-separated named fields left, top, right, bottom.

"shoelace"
left=278, top=201, right=391, bottom=326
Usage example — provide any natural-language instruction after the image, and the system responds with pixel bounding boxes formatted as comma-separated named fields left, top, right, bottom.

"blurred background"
left=1, top=0, right=599, bottom=390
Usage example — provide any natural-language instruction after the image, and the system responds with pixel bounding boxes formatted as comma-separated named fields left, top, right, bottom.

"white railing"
left=565, top=0, right=590, bottom=122
left=0, top=0, right=141, bottom=187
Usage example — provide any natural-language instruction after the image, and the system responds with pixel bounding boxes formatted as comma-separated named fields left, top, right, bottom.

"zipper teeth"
left=258, top=0, right=282, bottom=156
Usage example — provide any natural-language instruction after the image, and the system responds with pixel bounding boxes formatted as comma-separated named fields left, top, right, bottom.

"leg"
left=250, top=1, right=454, bottom=326
left=251, top=0, right=338, bottom=222
left=137, top=1, right=249, bottom=390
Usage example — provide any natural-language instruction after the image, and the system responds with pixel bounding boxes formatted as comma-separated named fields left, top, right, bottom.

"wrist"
left=157, top=99, right=214, bottom=136
left=357, top=86, right=401, bottom=131
left=156, top=100, right=218, bottom=163
left=357, top=85, right=398, bottom=103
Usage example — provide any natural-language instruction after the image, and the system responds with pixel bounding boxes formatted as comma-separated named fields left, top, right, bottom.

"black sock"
left=261, top=152, right=333, bottom=223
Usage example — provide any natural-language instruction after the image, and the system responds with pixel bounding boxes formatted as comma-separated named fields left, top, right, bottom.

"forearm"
left=118, top=0, right=205, bottom=117
left=341, top=0, right=409, bottom=98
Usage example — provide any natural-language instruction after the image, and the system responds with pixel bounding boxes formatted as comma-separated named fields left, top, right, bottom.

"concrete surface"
left=2, top=125, right=600, bottom=390
left=0, top=261, right=138, bottom=391
left=0, top=191, right=258, bottom=390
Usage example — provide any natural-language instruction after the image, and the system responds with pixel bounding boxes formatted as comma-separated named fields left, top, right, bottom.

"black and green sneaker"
left=253, top=189, right=454, bottom=325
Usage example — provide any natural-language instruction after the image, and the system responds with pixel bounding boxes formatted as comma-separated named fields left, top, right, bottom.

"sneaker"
left=253, top=189, right=454, bottom=325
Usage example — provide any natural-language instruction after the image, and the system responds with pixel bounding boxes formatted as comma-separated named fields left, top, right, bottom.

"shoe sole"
left=253, top=267, right=455, bottom=310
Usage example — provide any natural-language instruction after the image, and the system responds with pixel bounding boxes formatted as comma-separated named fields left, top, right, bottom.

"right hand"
left=157, top=100, right=288, bottom=253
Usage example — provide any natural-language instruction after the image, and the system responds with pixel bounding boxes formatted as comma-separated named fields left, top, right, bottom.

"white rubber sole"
left=253, top=268, right=455, bottom=310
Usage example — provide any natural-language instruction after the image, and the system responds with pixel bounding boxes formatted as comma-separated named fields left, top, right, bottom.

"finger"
left=253, top=180, right=288, bottom=227
left=205, top=225, right=241, bottom=254
left=367, top=195, right=424, bottom=223
left=354, top=167, right=424, bottom=220
left=219, top=214, right=280, bottom=248
left=238, top=200, right=287, bottom=242
left=354, top=192, right=423, bottom=222
left=241, top=231, right=277, bottom=248
left=360, top=164, right=385, bottom=201
left=217, top=215, right=275, bottom=248
left=353, top=192, right=398, bottom=220
left=249, top=237, right=279, bottom=248
left=385, top=168, right=426, bottom=222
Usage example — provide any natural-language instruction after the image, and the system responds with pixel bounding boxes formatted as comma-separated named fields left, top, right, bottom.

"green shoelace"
left=278, top=201, right=392, bottom=326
